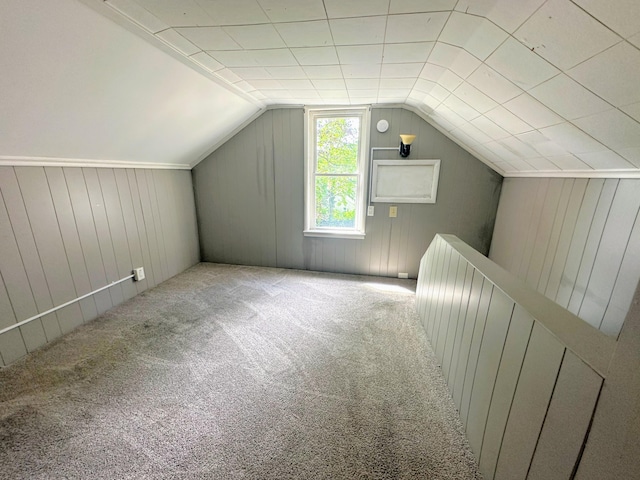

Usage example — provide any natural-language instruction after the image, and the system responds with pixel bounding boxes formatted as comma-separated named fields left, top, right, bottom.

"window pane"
left=315, top=176, right=357, bottom=228
left=316, top=117, right=360, bottom=174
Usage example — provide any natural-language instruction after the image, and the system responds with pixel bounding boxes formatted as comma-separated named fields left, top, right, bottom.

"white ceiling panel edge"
left=0, top=156, right=190, bottom=170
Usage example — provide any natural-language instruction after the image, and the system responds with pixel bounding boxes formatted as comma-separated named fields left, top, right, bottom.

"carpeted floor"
left=0, top=263, right=481, bottom=479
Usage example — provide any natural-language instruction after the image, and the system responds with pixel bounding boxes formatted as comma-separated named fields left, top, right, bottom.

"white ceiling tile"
left=278, top=79, right=315, bottom=89
left=485, top=106, right=533, bottom=134
left=575, top=109, right=640, bottom=150
left=616, top=147, right=640, bottom=167
left=438, top=12, right=508, bottom=60
left=261, top=89, right=291, bottom=97
left=457, top=123, right=492, bottom=144
left=498, top=136, right=540, bottom=158
left=248, top=79, right=284, bottom=89
left=156, top=29, right=200, bottom=55
left=572, top=0, right=640, bottom=38
left=313, top=79, right=347, bottom=89
left=449, top=128, right=480, bottom=147
left=348, top=89, right=379, bottom=97
left=538, top=123, right=606, bottom=154
left=136, top=0, right=213, bottom=26
left=265, top=66, right=307, bottom=79
left=575, top=151, right=636, bottom=170
left=234, top=80, right=257, bottom=92
left=546, top=154, right=592, bottom=170
left=413, top=78, right=436, bottom=93
left=503, top=93, right=564, bottom=129
left=215, top=68, right=243, bottom=83
left=421, top=94, right=442, bottom=110
left=194, top=0, right=269, bottom=25
left=341, top=64, right=382, bottom=78
left=515, top=0, right=620, bottom=70
left=274, top=21, right=333, bottom=48
left=569, top=42, right=640, bottom=107
left=523, top=157, right=561, bottom=171
left=470, top=116, right=511, bottom=141
left=257, top=0, right=326, bottom=22
left=189, top=52, right=224, bottom=71
left=378, top=97, right=409, bottom=103
left=419, top=63, right=447, bottom=82
left=208, top=50, right=258, bottom=67
left=529, top=74, right=612, bottom=120
left=229, top=67, right=272, bottom=79
left=106, top=0, right=169, bottom=33
left=455, top=0, right=546, bottom=34
left=516, top=131, right=569, bottom=156
left=484, top=141, right=525, bottom=163
left=346, top=78, right=379, bottom=89
left=443, top=95, right=481, bottom=121
left=390, top=0, right=456, bottom=14
left=434, top=104, right=467, bottom=127
left=383, top=43, right=434, bottom=64
left=428, top=43, right=481, bottom=78
left=467, top=64, right=522, bottom=103
left=620, top=102, right=640, bottom=123
left=289, top=90, right=320, bottom=99
left=629, top=33, right=640, bottom=48
left=176, top=27, right=241, bottom=50
left=337, top=45, right=384, bottom=64
left=430, top=84, right=450, bottom=101
left=380, top=63, right=423, bottom=78
left=318, top=89, right=350, bottom=98
left=429, top=113, right=456, bottom=130
left=486, top=37, right=560, bottom=90
left=291, top=47, right=339, bottom=65
left=248, top=49, right=298, bottom=66
left=324, top=0, right=389, bottom=18
left=386, top=13, right=449, bottom=43
left=223, top=24, right=285, bottom=49
left=378, top=89, right=411, bottom=97
left=303, top=65, right=342, bottom=78
left=380, top=78, right=415, bottom=89
left=453, top=83, right=497, bottom=113
left=438, top=70, right=463, bottom=91
left=330, top=17, right=387, bottom=45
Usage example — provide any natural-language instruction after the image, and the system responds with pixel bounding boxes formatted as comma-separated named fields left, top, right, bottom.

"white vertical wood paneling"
left=0, top=167, right=199, bottom=365
left=193, top=107, right=502, bottom=278
left=490, top=177, right=640, bottom=338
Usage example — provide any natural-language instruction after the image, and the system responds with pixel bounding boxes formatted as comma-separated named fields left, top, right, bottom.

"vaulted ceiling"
left=2, top=0, right=640, bottom=175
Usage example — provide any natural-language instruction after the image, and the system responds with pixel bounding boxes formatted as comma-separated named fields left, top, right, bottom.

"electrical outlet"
left=398, top=272, right=409, bottom=279
left=133, top=267, right=145, bottom=281
left=367, top=205, right=375, bottom=216
left=389, top=206, right=397, bottom=218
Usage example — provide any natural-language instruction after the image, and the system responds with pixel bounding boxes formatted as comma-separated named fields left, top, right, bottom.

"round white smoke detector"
left=376, top=119, right=389, bottom=133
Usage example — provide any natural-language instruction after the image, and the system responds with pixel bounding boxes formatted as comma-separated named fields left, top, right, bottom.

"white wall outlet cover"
left=376, top=119, right=389, bottom=133
left=133, top=267, right=145, bottom=281
left=398, top=272, right=409, bottom=279
left=367, top=205, right=375, bottom=216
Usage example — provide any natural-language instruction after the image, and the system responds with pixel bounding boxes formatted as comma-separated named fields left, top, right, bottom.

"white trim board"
left=0, top=156, right=191, bottom=170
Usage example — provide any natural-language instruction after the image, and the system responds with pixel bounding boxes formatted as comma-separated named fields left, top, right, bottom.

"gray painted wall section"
left=193, top=107, right=502, bottom=278
left=417, top=235, right=607, bottom=480
left=489, top=177, right=640, bottom=338
left=0, top=167, right=199, bottom=366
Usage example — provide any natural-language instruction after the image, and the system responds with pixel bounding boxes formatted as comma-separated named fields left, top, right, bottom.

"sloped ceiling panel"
left=0, top=0, right=260, bottom=168
left=96, top=0, right=640, bottom=177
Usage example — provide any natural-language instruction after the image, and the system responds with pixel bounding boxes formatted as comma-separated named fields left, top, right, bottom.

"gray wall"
left=193, top=107, right=502, bottom=278
left=489, top=177, right=640, bottom=337
left=417, top=235, right=610, bottom=480
left=0, top=166, right=199, bottom=366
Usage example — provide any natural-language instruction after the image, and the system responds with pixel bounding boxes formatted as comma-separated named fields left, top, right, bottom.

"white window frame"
left=303, top=106, right=370, bottom=239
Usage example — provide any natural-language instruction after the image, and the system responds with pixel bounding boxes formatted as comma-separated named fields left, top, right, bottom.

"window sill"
left=303, top=229, right=365, bottom=240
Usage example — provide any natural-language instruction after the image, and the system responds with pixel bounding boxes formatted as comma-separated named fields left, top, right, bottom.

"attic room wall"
left=0, top=167, right=199, bottom=366
left=489, top=177, right=640, bottom=337
left=193, top=107, right=502, bottom=278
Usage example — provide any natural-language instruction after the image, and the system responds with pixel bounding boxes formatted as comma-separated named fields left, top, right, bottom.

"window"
left=304, top=107, right=370, bottom=239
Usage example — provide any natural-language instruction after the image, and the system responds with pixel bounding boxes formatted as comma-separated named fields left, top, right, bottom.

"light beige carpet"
left=0, top=263, right=481, bottom=479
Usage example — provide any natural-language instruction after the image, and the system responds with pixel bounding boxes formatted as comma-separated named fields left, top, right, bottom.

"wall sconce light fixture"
left=399, top=134, right=416, bottom=157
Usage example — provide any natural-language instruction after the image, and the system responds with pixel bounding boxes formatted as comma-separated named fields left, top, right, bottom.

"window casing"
left=304, top=107, right=370, bottom=239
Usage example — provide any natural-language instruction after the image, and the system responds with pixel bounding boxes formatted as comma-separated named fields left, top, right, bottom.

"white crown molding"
left=502, top=169, right=640, bottom=179
left=0, top=156, right=190, bottom=170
